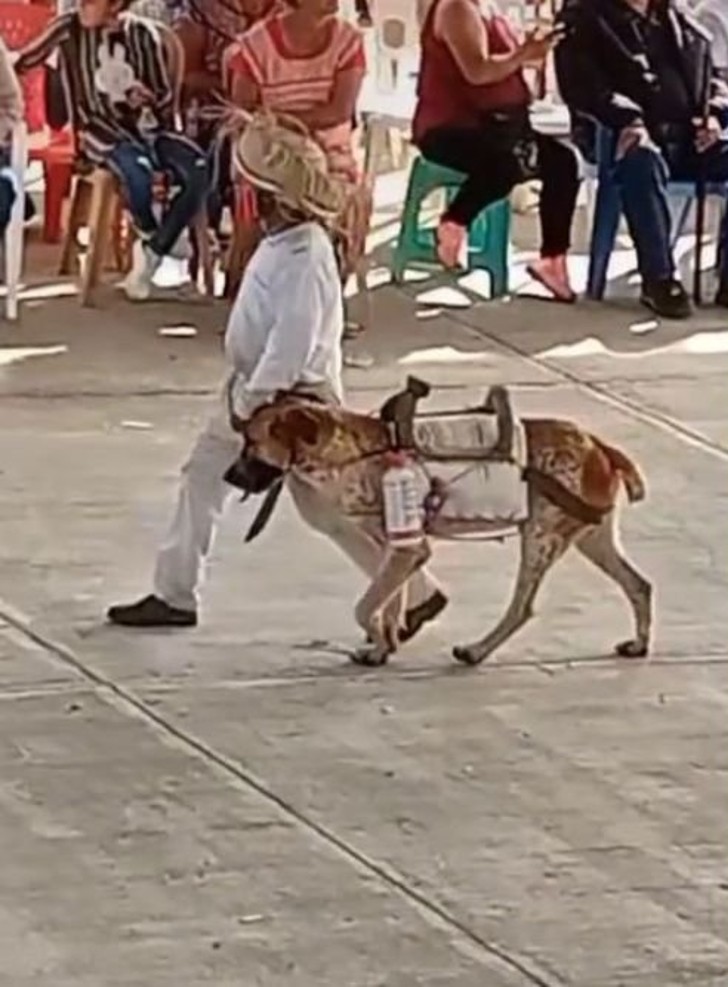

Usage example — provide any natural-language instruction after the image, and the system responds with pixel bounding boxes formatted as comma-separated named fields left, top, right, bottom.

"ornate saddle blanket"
left=412, top=411, right=529, bottom=526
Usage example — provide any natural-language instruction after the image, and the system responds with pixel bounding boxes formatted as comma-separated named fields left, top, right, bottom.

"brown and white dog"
left=237, top=394, right=653, bottom=667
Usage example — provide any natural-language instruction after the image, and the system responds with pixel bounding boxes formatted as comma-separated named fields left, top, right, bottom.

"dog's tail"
left=594, top=438, right=646, bottom=503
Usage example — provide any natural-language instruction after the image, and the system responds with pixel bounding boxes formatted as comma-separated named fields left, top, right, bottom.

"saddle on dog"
left=380, top=377, right=529, bottom=528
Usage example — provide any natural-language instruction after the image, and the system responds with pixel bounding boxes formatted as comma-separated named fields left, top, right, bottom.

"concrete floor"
left=0, top=251, right=726, bottom=985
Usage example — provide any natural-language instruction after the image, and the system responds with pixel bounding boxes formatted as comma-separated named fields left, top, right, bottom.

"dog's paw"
left=452, top=644, right=483, bottom=666
left=349, top=643, right=390, bottom=667
left=615, top=638, right=649, bottom=659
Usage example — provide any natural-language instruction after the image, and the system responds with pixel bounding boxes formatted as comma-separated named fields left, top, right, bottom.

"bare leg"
left=575, top=515, right=652, bottom=657
left=453, top=515, right=577, bottom=665
left=352, top=540, right=431, bottom=666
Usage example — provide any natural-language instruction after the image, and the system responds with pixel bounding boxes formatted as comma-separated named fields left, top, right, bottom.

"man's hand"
left=126, top=83, right=154, bottom=109
left=693, top=116, right=723, bottom=154
left=615, top=121, right=653, bottom=161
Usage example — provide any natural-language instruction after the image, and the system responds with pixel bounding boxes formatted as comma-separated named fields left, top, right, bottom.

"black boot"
left=107, top=594, right=197, bottom=628
left=640, top=278, right=692, bottom=319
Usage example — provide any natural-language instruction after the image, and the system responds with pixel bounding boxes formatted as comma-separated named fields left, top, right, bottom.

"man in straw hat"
left=107, top=112, right=447, bottom=634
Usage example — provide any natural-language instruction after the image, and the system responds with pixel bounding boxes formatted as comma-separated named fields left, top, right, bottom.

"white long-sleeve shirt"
left=224, top=221, right=344, bottom=419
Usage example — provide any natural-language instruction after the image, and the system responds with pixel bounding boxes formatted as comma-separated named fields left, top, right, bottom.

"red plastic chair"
left=0, top=2, right=75, bottom=242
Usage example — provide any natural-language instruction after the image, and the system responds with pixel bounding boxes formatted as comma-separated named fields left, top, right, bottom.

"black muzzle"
left=223, top=454, right=284, bottom=495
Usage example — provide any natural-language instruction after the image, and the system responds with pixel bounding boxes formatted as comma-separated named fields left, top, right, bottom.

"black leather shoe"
left=640, top=278, right=692, bottom=319
left=107, top=594, right=197, bottom=628
left=399, top=591, right=449, bottom=643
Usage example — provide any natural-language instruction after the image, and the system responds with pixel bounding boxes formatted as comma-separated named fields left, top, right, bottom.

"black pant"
left=419, top=125, right=580, bottom=257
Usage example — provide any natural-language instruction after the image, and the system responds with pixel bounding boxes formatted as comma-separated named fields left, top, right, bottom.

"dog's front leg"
left=352, top=539, right=431, bottom=666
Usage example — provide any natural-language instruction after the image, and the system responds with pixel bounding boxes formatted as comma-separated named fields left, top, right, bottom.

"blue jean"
left=614, top=140, right=728, bottom=283
left=0, top=174, right=15, bottom=236
left=104, top=133, right=209, bottom=257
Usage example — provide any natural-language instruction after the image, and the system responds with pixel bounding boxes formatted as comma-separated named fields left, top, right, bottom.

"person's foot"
left=169, top=228, right=192, bottom=262
left=107, top=594, right=197, bottom=628
left=715, top=279, right=728, bottom=308
left=526, top=255, right=576, bottom=303
left=436, top=220, right=467, bottom=269
left=640, top=278, right=692, bottom=319
left=399, top=590, right=448, bottom=643
left=123, top=240, right=162, bottom=301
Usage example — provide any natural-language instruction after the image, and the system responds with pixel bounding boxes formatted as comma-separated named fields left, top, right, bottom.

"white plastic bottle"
left=382, top=451, right=424, bottom=546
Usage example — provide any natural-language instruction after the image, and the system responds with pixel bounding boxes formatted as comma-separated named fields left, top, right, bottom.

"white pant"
left=153, top=389, right=441, bottom=612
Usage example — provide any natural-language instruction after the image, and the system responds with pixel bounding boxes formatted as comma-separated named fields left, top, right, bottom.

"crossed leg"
left=575, top=514, right=652, bottom=657
left=453, top=507, right=581, bottom=665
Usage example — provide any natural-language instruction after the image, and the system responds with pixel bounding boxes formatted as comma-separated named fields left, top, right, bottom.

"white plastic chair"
left=693, top=0, right=728, bottom=73
left=372, top=0, right=420, bottom=91
left=4, top=119, right=27, bottom=321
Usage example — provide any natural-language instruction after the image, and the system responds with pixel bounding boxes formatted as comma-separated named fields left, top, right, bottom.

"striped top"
left=230, top=14, right=365, bottom=179
left=15, top=12, right=173, bottom=163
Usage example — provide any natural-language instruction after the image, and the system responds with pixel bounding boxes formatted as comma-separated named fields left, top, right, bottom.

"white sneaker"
left=169, top=228, right=192, bottom=261
left=123, top=240, right=161, bottom=301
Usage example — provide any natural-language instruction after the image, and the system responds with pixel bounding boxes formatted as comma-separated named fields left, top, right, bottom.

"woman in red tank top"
left=414, top=0, right=580, bottom=302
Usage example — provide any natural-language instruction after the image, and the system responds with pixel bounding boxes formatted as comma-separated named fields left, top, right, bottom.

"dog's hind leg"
left=352, top=540, right=431, bottom=666
left=575, top=514, right=652, bottom=658
left=453, top=509, right=579, bottom=666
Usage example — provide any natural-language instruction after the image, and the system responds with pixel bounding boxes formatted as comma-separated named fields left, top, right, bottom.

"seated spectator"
left=14, top=0, right=209, bottom=301
left=176, top=0, right=278, bottom=120
left=413, top=0, right=580, bottom=302
left=0, top=38, right=25, bottom=240
left=228, top=0, right=368, bottom=292
left=175, top=0, right=278, bottom=231
left=556, top=0, right=728, bottom=319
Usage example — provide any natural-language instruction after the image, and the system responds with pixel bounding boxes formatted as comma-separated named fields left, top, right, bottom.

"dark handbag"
left=478, top=108, right=539, bottom=183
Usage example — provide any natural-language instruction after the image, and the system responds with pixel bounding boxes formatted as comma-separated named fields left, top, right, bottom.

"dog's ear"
left=270, top=407, right=332, bottom=450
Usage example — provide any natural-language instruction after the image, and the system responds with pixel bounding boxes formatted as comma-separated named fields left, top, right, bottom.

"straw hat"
left=231, top=110, right=347, bottom=224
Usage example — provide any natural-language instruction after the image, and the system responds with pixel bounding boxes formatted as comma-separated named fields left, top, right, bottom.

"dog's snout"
left=223, top=454, right=283, bottom=494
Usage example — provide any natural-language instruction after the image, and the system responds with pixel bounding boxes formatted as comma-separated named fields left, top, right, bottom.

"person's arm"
left=228, top=40, right=261, bottom=108
left=14, top=13, right=73, bottom=75
left=175, top=18, right=220, bottom=100
left=554, top=2, right=644, bottom=129
left=0, top=39, right=22, bottom=144
left=236, top=254, right=326, bottom=418
left=438, top=0, right=538, bottom=86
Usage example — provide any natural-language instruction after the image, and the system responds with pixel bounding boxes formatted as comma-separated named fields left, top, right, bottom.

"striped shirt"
left=15, top=12, right=173, bottom=162
left=230, top=14, right=365, bottom=179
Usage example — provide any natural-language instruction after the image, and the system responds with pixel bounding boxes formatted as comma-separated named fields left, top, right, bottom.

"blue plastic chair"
left=587, top=124, right=728, bottom=300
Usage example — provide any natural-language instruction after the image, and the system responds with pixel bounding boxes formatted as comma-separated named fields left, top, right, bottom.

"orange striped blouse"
left=229, top=14, right=366, bottom=180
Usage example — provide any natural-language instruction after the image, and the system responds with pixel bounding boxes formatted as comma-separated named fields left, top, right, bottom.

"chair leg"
left=80, top=171, right=115, bottom=306
left=5, top=181, right=25, bottom=321
left=59, top=176, right=91, bottom=277
left=109, top=197, right=131, bottom=273
left=43, top=161, right=73, bottom=244
left=586, top=178, right=622, bottom=300
left=193, top=209, right=215, bottom=296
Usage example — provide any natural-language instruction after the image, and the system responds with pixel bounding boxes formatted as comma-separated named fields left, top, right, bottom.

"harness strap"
left=244, top=478, right=285, bottom=543
left=523, top=467, right=608, bottom=526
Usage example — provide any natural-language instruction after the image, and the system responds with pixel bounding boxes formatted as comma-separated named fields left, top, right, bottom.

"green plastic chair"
left=392, top=156, right=511, bottom=296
